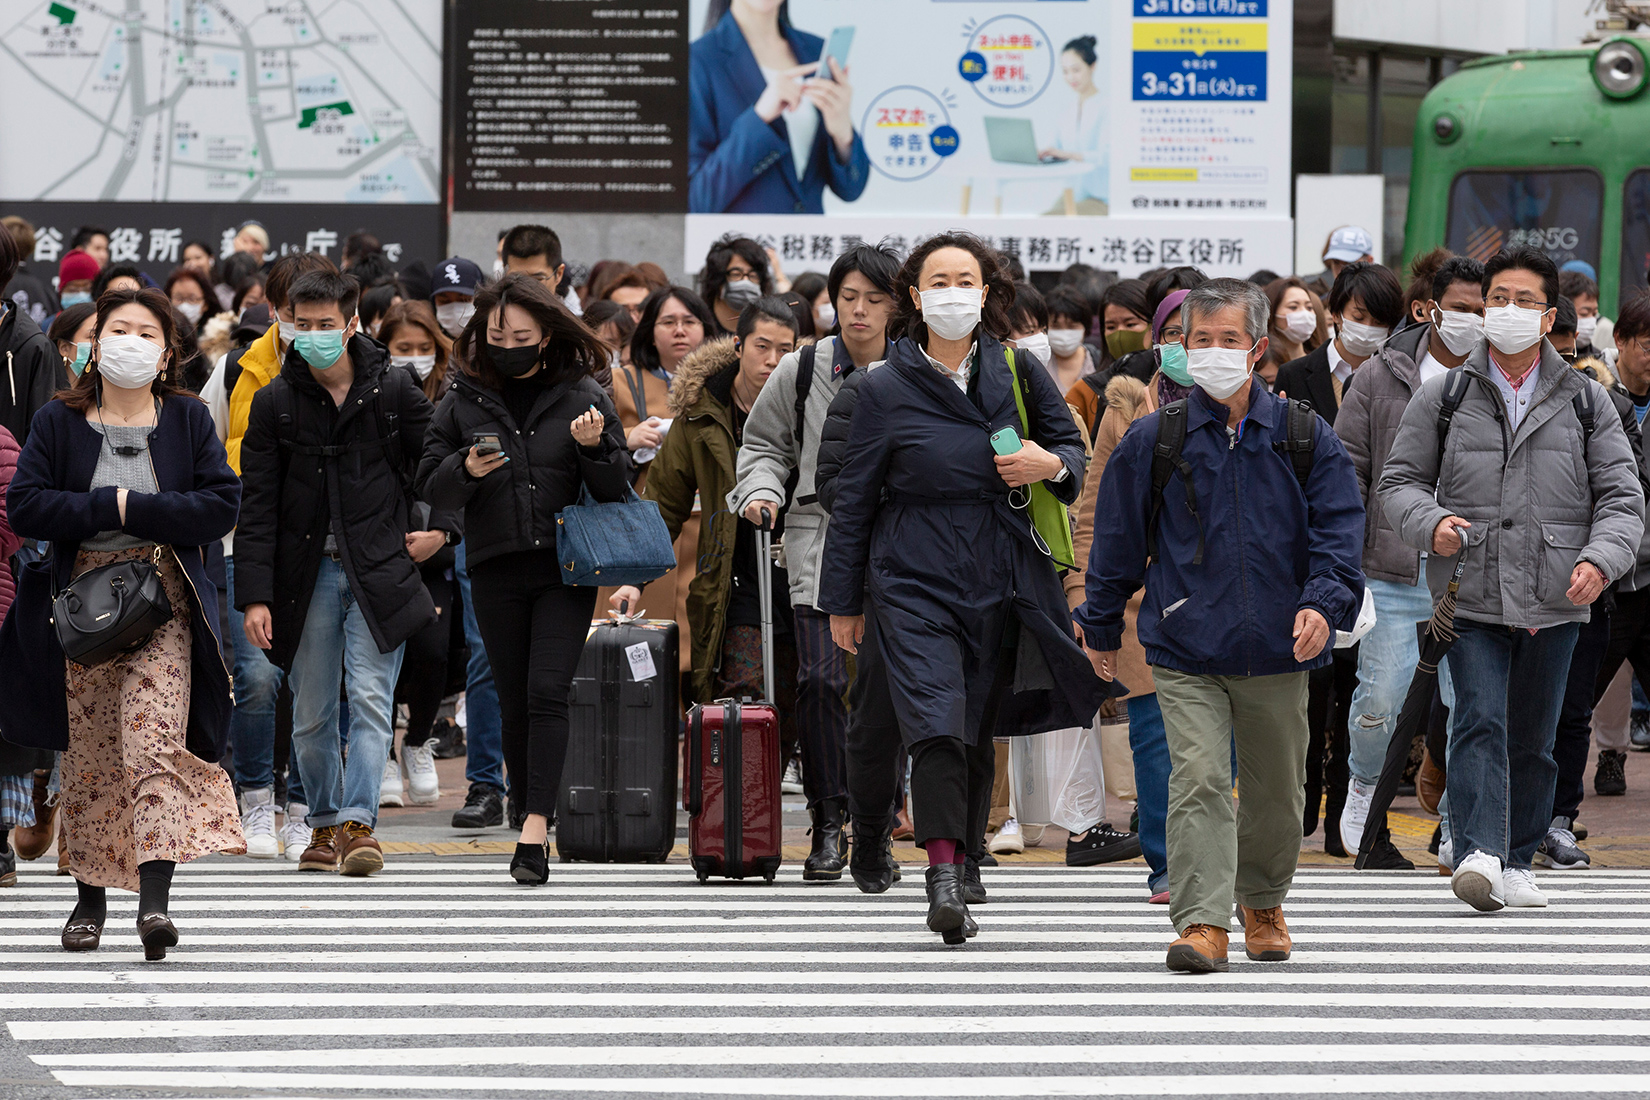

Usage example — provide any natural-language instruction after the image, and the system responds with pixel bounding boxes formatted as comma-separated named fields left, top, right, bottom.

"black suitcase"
left=557, top=618, right=681, bottom=864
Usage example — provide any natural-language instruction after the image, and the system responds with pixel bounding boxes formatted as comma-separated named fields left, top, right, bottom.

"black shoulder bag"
left=52, top=545, right=174, bottom=667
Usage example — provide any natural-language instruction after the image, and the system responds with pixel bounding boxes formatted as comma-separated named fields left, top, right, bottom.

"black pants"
left=468, top=551, right=597, bottom=819
left=844, top=605, right=909, bottom=824
left=1554, top=598, right=1613, bottom=821
left=394, top=564, right=454, bottom=756
left=909, top=735, right=996, bottom=850
left=1305, top=645, right=1357, bottom=834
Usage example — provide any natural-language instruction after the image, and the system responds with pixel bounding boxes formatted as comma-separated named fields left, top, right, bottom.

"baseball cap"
left=58, top=248, right=100, bottom=284
left=431, top=257, right=483, bottom=298
left=1560, top=259, right=1598, bottom=282
left=1323, top=226, right=1375, bottom=264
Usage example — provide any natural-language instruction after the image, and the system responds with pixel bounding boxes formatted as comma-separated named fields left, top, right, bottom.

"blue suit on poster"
left=689, top=11, right=872, bottom=214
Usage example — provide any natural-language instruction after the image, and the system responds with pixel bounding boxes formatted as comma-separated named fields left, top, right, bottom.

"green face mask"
left=1157, top=342, right=1193, bottom=386
left=294, top=327, right=348, bottom=370
left=69, top=341, right=91, bottom=377
left=1105, top=328, right=1149, bottom=359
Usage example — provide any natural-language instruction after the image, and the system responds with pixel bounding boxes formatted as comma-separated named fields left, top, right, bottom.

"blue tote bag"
left=555, top=485, right=677, bottom=587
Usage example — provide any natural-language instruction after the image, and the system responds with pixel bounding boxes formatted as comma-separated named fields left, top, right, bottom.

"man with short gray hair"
left=1077, top=278, right=1366, bottom=974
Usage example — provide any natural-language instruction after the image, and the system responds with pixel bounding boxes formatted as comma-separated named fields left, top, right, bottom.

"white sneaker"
left=403, top=738, right=440, bottom=805
left=988, top=817, right=1025, bottom=855
left=1437, top=835, right=1454, bottom=874
left=379, top=757, right=405, bottom=808
left=239, top=787, right=278, bottom=859
left=1451, top=849, right=1505, bottom=912
left=1340, top=778, right=1374, bottom=853
left=781, top=759, right=804, bottom=795
left=1502, top=866, right=1548, bottom=908
left=280, top=804, right=310, bottom=861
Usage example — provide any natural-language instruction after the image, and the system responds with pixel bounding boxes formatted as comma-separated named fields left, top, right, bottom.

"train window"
left=1621, top=171, right=1650, bottom=297
left=1445, top=170, right=1602, bottom=271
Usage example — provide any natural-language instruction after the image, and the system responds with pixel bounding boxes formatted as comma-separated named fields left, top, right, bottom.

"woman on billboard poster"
left=1038, top=34, right=1109, bottom=215
left=689, top=0, right=872, bottom=214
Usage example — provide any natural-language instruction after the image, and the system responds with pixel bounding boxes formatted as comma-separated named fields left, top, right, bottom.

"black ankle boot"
left=510, top=840, right=550, bottom=885
left=924, top=864, right=969, bottom=945
left=849, top=814, right=895, bottom=894
left=803, top=798, right=848, bottom=882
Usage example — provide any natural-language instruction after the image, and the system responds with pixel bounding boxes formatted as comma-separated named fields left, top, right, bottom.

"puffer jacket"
left=1334, top=321, right=1432, bottom=585
left=814, top=366, right=873, bottom=516
left=0, top=302, right=64, bottom=447
left=1378, top=342, right=1645, bottom=629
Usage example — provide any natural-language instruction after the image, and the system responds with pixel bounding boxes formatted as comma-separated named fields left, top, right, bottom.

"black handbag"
left=51, top=546, right=174, bottom=667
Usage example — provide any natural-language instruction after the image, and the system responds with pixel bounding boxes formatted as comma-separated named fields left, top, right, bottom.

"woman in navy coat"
left=818, top=233, right=1110, bottom=943
left=689, top=0, right=871, bottom=214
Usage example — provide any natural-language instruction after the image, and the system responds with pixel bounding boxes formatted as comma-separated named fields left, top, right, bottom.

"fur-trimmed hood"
left=1104, top=372, right=1149, bottom=420
left=668, top=336, right=740, bottom=418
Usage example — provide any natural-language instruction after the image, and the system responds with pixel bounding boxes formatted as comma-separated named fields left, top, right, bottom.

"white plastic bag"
left=1010, top=721, right=1108, bottom=835
left=1334, top=585, right=1378, bottom=649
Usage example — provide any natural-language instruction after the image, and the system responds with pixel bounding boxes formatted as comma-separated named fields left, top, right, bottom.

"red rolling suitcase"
left=684, top=516, right=783, bottom=883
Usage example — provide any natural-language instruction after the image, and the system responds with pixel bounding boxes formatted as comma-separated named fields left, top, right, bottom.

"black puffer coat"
left=814, top=366, right=870, bottom=516
left=234, top=335, right=437, bottom=670
left=417, top=371, right=629, bottom=570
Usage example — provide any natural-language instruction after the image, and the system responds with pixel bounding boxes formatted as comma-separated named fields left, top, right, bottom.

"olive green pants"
left=1153, top=666, right=1309, bottom=934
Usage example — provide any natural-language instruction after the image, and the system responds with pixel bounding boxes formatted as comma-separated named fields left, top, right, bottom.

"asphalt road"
left=0, top=857, right=1647, bottom=1099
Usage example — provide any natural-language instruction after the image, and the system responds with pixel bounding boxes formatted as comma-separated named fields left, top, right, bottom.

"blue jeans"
left=456, top=540, right=505, bottom=792
left=226, top=555, right=287, bottom=792
left=287, top=558, right=406, bottom=829
left=1127, top=693, right=1170, bottom=895
left=1349, top=578, right=1456, bottom=787
left=1444, top=618, right=1579, bottom=870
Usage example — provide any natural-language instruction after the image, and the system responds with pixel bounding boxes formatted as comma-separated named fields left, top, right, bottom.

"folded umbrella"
left=1355, top=555, right=1467, bottom=870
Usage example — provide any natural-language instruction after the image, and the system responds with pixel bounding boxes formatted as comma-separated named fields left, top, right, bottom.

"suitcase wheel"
left=695, top=869, right=709, bottom=883
left=558, top=855, right=572, bottom=864
left=763, top=871, right=777, bottom=884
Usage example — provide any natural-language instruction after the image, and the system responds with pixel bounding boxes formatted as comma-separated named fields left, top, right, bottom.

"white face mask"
left=393, top=354, right=437, bottom=380
left=96, top=334, right=166, bottom=390
left=1047, top=327, right=1085, bottom=357
left=918, top=286, right=982, bottom=342
left=1014, top=332, right=1051, bottom=363
left=1186, top=342, right=1257, bottom=400
left=1281, top=309, right=1316, bottom=343
left=277, top=319, right=297, bottom=350
left=175, top=300, right=204, bottom=325
left=1431, top=307, right=1484, bottom=357
left=1483, top=303, right=1545, bottom=355
left=1337, top=318, right=1389, bottom=356
left=815, top=302, right=836, bottom=330
left=436, top=301, right=476, bottom=336
left=1577, top=314, right=1599, bottom=345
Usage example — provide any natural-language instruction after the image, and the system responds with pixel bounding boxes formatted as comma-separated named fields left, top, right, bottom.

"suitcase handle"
left=685, top=706, right=703, bottom=816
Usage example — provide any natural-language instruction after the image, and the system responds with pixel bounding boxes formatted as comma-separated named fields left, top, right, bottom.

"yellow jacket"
left=224, top=325, right=282, bottom=475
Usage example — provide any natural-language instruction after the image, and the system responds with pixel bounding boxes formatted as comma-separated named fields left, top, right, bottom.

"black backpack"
left=1147, top=396, right=1317, bottom=566
left=782, top=342, right=819, bottom=508
left=1434, top=366, right=1595, bottom=455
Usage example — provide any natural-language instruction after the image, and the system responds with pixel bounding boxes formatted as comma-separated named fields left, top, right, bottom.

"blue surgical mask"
left=61, top=291, right=92, bottom=309
left=1156, top=342, right=1192, bottom=386
left=68, top=341, right=91, bottom=377
left=294, top=327, right=348, bottom=370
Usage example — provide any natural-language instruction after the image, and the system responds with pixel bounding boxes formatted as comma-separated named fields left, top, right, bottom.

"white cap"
left=1324, top=225, right=1375, bottom=263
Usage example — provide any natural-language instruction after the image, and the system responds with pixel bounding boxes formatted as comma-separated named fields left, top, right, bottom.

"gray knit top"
left=83, top=421, right=159, bottom=551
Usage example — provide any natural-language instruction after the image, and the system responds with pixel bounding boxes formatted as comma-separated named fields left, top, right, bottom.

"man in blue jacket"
left=1077, top=279, right=1365, bottom=974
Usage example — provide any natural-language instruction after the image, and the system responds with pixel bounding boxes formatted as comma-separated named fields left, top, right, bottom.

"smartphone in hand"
left=471, top=432, right=502, bottom=455
left=989, top=427, right=1023, bottom=456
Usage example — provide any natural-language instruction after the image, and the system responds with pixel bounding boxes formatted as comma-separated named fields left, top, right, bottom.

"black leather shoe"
left=803, top=798, right=848, bottom=882
left=925, top=865, right=969, bottom=945
left=1360, top=826, right=1415, bottom=870
left=0, top=844, right=15, bottom=887
left=962, top=911, right=979, bottom=938
left=510, top=840, right=550, bottom=885
left=849, top=815, right=895, bottom=894
left=137, top=913, right=177, bottom=961
left=963, top=855, right=987, bottom=905
left=453, top=784, right=505, bottom=830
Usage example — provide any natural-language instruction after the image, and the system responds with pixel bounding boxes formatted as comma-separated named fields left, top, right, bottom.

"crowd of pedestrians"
left=0, top=209, right=1643, bottom=969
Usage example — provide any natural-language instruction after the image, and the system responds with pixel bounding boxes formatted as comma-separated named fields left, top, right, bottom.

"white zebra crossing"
left=2, top=859, right=1647, bottom=1098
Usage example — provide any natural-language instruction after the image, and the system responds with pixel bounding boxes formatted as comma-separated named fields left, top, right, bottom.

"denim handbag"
left=555, top=485, right=677, bottom=586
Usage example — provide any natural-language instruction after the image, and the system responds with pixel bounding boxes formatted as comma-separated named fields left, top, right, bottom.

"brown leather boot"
left=13, top=771, right=55, bottom=861
left=1238, top=904, right=1292, bottom=961
left=338, top=822, right=384, bottom=878
left=1416, top=747, right=1445, bottom=815
left=1166, top=924, right=1229, bottom=973
left=298, top=825, right=341, bottom=872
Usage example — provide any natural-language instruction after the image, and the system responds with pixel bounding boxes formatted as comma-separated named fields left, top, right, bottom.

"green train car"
left=1403, top=37, right=1650, bottom=313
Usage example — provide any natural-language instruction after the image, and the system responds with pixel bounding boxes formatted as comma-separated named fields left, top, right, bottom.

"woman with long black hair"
left=817, top=232, right=1108, bottom=943
left=417, top=274, right=629, bottom=886
left=0, top=287, right=243, bottom=958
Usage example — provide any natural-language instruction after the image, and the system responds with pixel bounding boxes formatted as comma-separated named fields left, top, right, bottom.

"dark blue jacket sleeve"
left=1022, top=352, right=1086, bottom=505
left=688, top=58, right=789, bottom=214
left=1298, top=418, right=1367, bottom=631
left=825, top=132, right=871, bottom=204
left=6, top=407, right=122, bottom=543
left=1075, top=418, right=1154, bottom=652
left=816, top=374, right=894, bottom=617
left=123, top=402, right=240, bottom=546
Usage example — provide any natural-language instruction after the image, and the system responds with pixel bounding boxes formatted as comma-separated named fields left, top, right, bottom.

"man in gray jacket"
left=1334, top=254, right=1483, bottom=869
left=1380, top=247, right=1644, bottom=913
left=728, top=243, right=899, bottom=880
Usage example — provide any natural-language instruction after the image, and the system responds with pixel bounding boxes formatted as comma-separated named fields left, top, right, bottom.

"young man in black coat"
left=235, top=270, right=437, bottom=878
left=1274, top=261, right=1404, bottom=427
left=0, top=226, right=65, bottom=447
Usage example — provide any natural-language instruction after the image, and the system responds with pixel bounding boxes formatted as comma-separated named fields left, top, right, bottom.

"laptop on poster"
left=985, top=117, right=1059, bottom=165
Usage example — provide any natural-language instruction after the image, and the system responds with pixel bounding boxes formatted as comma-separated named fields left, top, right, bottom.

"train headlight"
left=1594, top=38, right=1648, bottom=99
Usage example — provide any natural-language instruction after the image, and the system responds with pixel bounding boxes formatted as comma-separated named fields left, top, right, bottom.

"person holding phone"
left=689, top=0, right=870, bottom=214
left=816, top=233, right=1103, bottom=944
left=417, top=274, right=629, bottom=888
